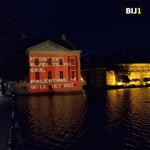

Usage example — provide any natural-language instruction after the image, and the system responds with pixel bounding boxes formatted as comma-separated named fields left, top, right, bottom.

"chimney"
left=60, top=34, right=67, bottom=41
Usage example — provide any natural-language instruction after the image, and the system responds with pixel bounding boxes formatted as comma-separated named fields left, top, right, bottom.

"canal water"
left=15, top=88, right=150, bottom=150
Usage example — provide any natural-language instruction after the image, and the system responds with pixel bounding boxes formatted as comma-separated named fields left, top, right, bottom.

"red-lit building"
left=27, top=40, right=82, bottom=93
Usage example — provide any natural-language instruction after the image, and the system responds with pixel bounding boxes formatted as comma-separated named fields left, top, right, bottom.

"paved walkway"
left=0, top=92, right=12, bottom=150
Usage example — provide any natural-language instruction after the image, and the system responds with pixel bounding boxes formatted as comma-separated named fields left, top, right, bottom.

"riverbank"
left=0, top=92, right=12, bottom=150
left=83, top=84, right=150, bottom=91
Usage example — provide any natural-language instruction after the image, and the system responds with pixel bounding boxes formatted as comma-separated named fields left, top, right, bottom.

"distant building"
left=15, top=37, right=82, bottom=94
left=81, top=68, right=106, bottom=88
left=106, top=63, right=150, bottom=86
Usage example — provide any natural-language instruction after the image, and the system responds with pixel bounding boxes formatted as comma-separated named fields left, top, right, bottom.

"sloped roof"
left=52, top=38, right=76, bottom=50
left=27, top=40, right=71, bottom=52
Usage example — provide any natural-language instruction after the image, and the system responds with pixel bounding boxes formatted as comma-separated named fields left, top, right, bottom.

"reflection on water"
left=106, top=88, right=150, bottom=150
left=16, top=94, right=87, bottom=150
left=16, top=88, right=150, bottom=150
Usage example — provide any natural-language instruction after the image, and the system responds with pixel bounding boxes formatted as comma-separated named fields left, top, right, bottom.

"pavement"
left=0, top=92, right=12, bottom=150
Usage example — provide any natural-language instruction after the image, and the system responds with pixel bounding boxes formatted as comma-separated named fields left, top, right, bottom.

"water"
left=15, top=88, right=150, bottom=150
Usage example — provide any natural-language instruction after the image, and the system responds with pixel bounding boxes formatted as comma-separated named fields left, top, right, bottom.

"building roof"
left=27, top=40, right=71, bottom=52
left=25, top=35, right=80, bottom=53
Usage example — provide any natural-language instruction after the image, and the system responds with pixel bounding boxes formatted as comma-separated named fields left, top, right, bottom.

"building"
left=28, top=40, right=82, bottom=93
left=106, top=63, right=150, bottom=86
left=15, top=38, right=82, bottom=94
left=81, top=68, right=106, bottom=88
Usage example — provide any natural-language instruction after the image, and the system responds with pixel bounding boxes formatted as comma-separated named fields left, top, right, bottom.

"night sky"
left=0, top=0, right=149, bottom=52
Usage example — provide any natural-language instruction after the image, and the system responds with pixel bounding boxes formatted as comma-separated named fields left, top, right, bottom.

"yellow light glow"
left=81, top=77, right=86, bottom=85
left=117, top=82, right=123, bottom=86
left=107, top=64, right=150, bottom=87
left=106, top=71, right=116, bottom=86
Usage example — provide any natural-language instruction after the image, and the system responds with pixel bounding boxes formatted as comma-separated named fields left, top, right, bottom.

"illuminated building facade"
left=27, top=40, right=82, bottom=93
left=107, top=63, right=150, bottom=86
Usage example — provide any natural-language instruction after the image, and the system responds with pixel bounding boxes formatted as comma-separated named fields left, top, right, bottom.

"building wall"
left=106, top=63, right=150, bottom=86
left=28, top=52, right=82, bottom=93
left=117, top=64, right=150, bottom=80
left=106, top=71, right=116, bottom=86
left=81, top=68, right=106, bottom=88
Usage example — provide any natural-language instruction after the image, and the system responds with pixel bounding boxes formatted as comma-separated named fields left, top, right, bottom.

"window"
left=73, top=83, right=76, bottom=87
left=59, top=58, right=63, bottom=66
left=60, top=71, right=63, bottom=79
left=35, top=58, right=39, bottom=65
left=48, top=71, right=52, bottom=79
left=47, top=58, right=52, bottom=65
left=70, top=59, right=75, bottom=66
left=48, top=85, right=52, bottom=90
left=35, top=72, right=40, bottom=80
left=71, top=71, right=75, bottom=79
left=21, top=86, right=26, bottom=90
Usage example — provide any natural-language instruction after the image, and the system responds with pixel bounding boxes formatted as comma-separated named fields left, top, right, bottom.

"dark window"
left=35, top=72, right=40, bottom=80
left=47, top=58, right=52, bottom=65
left=35, top=58, right=39, bottom=65
left=48, top=85, right=52, bottom=90
left=60, top=71, right=63, bottom=79
left=48, top=71, right=52, bottom=79
left=71, top=59, right=75, bottom=66
left=71, top=71, right=75, bottom=79
left=59, top=59, right=63, bottom=65
left=21, top=86, right=26, bottom=90
left=73, top=83, right=76, bottom=87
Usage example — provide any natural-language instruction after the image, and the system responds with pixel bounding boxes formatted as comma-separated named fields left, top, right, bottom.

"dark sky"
left=0, top=0, right=150, bottom=52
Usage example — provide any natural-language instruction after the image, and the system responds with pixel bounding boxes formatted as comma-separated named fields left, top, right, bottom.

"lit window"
left=47, top=58, right=52, bottom=65
left=48, top=71, right=52, bottom=79
left=70, top=59, right=75, bottom=66
left=35, top=72, right=40, bottom=80
left=59, top=58, right=63, bottom=66
left=35, top=58, right=39, bottom=65
left=60, top=71, right=63, bottom=79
